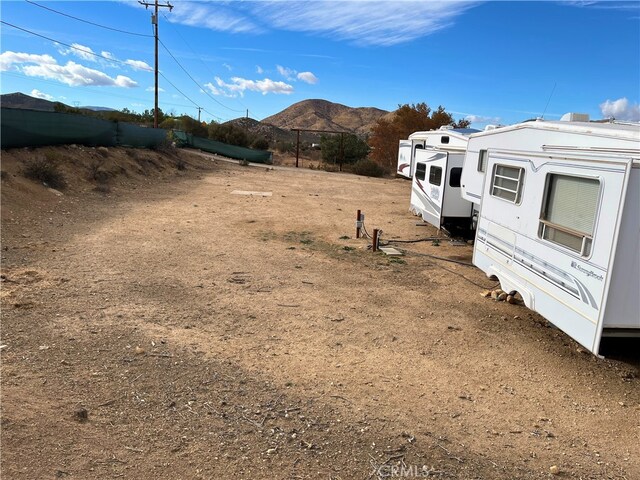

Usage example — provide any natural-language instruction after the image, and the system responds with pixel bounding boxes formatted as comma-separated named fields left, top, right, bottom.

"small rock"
left=549, top=465, right=560, bottom=475
left=74, top=408, right=89, bottom=422
left=135, top=346, right=146, bottom=355
left=497, top=293, right=508, bottom=301
left=480, top=290, right=492, bottom=298
left=491, top=290, right=499, bottom=300
left=266, top=447, right=277, bottom=454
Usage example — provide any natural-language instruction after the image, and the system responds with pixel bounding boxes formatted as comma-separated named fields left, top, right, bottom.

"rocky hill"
left=1, top=92, right=58, bottom=111
left=261, top=99, right=389, bottom=135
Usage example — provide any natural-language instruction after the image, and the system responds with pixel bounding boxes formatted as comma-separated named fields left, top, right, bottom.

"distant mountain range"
left=1, top=92, right=391, bottom=142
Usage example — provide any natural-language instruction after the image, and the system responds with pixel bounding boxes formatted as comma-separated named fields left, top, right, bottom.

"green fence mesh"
left=1, top=108, right=116, bottom=148
left=1, top=108, right=272, bottom=164
left=173, top=131, right=272, bottom=164
left=117, top=122, right=169, bottom=148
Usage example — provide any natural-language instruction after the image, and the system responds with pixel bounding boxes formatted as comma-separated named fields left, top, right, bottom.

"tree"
left=320, top=133, right=369, bottom=165
left=368, top=103, right=470, bottom=171
left=208, top=122, right=249, bottom=147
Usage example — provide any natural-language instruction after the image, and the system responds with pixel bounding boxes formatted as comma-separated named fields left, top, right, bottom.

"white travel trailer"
left=396, top=127, right=479, bottom=179
left=463, top=119, right=640, bottom=354
left=409, top=148, right=474, bottom=232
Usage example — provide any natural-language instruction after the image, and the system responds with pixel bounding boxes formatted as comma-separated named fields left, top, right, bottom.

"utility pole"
left=139, top=0, right=173, bottom=128
left=197, top=107, right=202, bottom=122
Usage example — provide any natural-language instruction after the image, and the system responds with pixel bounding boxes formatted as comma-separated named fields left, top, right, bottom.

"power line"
left=0, top=20, right=140, bottom=67
left=160, top=11, right=248, bottom=112
left=0, top=20, right=214, bottom=121
left=24, top=0, right=153, bottom=37
left=157, top=37, right=244, bottom=113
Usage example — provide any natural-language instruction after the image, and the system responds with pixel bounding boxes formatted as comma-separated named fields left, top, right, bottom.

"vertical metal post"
left=339, top=132, right=344, bottom=172
left=295, top=129, right=300, bottom=168
left=356, top=210, right=361, bottom=238
left=372, top=229, right=379, bottom=252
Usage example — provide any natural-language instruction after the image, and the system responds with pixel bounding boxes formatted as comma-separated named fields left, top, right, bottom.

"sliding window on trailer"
left=490, top=164, right=524, bottom=203
left=538, top=173, right=600, bottom=257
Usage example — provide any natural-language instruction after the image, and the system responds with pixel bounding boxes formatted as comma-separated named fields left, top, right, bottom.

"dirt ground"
left=1, top=146, right=638, bottom=480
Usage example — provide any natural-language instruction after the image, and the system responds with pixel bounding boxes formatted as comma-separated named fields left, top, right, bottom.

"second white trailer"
left=409, top=149, right=473, bottom=232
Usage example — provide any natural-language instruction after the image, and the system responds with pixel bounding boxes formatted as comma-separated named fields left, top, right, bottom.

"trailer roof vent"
left=560, top=112, right=590, bottom=122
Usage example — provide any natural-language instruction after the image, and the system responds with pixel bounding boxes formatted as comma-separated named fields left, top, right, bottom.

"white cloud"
left=208, top=75, right=294, bottom=97
left=276, top=65, right=318, bottom=84
left=30, top=89, right=54, bottom=101
left=256, top=65, right=264, bottom=74
left=223, top=63, right=233, bottom=71
left=297, top=71, right=318, bottom=84
left=169, top=2, right=262, bottom=34
left=465, top=114, right=501, bottom=125
left=146, top=86, right=165, bottom=92
left=125, top=59, right=153, bottom=71
left=62, top=43, right=98, bottom=62
left=277, top=64, right=295, bottom=80
left=1, top=50, right=140, bottom=88
left=166, top=1, right=478, bottom=47
left=0, top=52, right=56, bottom=71
left=599, top=97, right=640, bottom=121
left=101, top=51, right=116, bottom=60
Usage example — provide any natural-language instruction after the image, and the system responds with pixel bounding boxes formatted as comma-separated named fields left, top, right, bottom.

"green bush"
left=23, top=157, right=66, bottom=189
left=251, top=137, right=270, bottom=150
left=351, top=158, right=385, bottom=177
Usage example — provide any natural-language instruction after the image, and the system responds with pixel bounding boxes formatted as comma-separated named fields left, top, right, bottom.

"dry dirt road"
left=1, top=147, right=638, bottom=480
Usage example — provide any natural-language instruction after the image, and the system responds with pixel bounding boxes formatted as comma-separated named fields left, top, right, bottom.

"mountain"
left=0, top=92, right=59, bottom=111
left=261, top=99, right=389, bottom=135
left=81, top=106, right=117, bottom=112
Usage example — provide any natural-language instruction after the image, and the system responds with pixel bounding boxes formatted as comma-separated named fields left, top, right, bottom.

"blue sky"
left=1, top=1, right=639, bottom=128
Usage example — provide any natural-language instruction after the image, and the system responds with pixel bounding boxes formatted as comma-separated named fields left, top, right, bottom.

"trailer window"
left=415, top=163, right=426, bottom=181
left=440, top=136, right=450, bottom=144
left=491, top=164, right=524, bottom=203
left=449, top=167, right=462, bottom=187
left=477, top=150, right=487, bottom=172
left=539, top=174, right=599, bottom=256
left=429, top=166, right=443, bottom=186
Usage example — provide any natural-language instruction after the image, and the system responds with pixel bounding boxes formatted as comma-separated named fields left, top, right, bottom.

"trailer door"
left=413, top=150, right=448, bottom=229
left=397, top=140, right=412, bottom=178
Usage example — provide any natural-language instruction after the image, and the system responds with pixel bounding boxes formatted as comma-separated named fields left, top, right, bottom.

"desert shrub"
left=351, top=158, right=385, bottom=178
left=251, top=137, right=270, bottom=151
left=276, top=141, right=295, bottom=153
left=23, top=157, right=66, bottom=189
